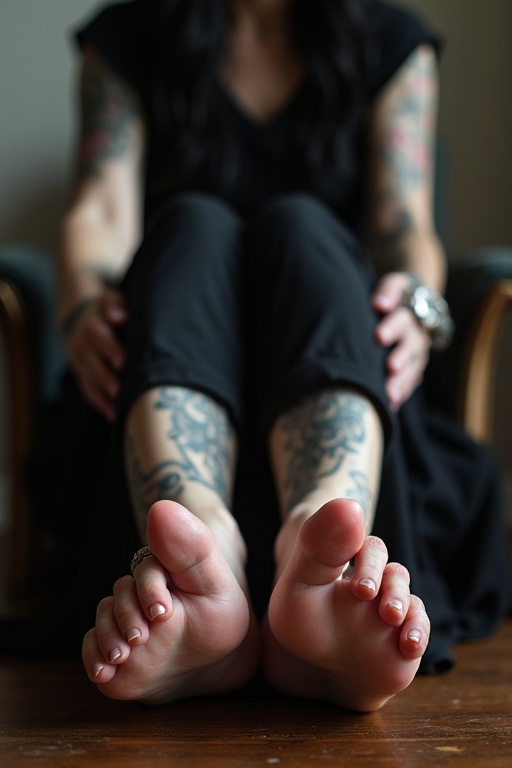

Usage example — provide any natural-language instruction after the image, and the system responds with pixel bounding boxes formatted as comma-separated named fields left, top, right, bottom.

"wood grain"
left=0, top=620, right=511, bottom=767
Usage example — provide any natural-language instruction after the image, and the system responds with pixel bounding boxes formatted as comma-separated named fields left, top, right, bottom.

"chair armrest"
left=458, top=279, right=512, bottom=443
left=0, top=244, right=65, bottom=591
left=0, top=244, right=65, bottom=405
left=447, top=247, right=512, bottom=443
left=0, top=279, right=34, bottom=590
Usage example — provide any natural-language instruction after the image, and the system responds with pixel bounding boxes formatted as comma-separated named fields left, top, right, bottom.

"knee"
left=247, top=193, right=360, bottom=274
left=152, top=193, right=241, bottom=236
left=132, top=193, right=242, bottom=279
left=253, top=194, right=332, bottom=240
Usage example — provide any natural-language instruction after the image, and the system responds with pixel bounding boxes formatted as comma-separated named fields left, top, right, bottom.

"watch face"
left=402, top=280, right=454, bottom=350
left=413, top=286, right=437, bottom=328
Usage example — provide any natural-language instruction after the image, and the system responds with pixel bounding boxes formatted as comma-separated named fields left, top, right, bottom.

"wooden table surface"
left=0, top=620, right=511, bottom=767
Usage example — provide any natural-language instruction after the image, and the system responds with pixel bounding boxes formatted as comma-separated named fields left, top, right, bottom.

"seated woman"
left=33, top=0, right=510, bottom=710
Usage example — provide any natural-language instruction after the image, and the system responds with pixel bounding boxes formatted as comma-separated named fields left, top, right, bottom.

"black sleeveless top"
left=74, top=0, right=441, bottom=234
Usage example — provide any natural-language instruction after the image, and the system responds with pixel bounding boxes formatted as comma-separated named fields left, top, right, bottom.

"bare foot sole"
left=263, top=498, right=431, bottom=712
left=82, top=500, right=260, bottom=703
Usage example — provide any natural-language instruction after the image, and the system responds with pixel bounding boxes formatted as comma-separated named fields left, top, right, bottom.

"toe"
left=378, top=562, right=411, bottom=626
left=113, top=576, right=150, bottom=644
left=82, top=627, right=118, bottom=685
left=291, top=499, right=366, bottom=587
left=399, top=595, right=431, bottom=659
left=146, top=500, right=236, bottom=597
left=133, top=555, right=173, bottom=623
left=94, top=595, right=132, bottom=664
left=349, top=535, right=388, bottom=600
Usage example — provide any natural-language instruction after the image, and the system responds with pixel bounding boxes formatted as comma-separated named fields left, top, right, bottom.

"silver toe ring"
left=130, top=546, right=155, bottom=576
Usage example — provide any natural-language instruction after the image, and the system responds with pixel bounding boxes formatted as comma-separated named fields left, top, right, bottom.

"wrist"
left=400, top=273, right=454, bottom=351
left=58, top=296, right=96, bottom=338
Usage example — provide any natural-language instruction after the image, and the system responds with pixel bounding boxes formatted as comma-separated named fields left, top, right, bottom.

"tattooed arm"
left=58, top=47, right=146, bottom=419
left=365, top=45, right=446, bottom=410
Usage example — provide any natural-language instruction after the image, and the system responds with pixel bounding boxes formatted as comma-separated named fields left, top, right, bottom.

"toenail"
left=408, top=629, right=422, bottom=643
left=127, top=627, right=142, bottom=642
left=109, top=647, right=122, bottom=662
left=388, top=599, right=403, bottom=614
left=149, top=603, right=167, bottom=619
left=359, top=578, right=376, bottom=592
left=93, top=662, right=104, bottom=678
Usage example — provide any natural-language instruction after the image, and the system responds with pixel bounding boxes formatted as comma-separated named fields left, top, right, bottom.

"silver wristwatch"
left=401, top=275, right=454, bottom=351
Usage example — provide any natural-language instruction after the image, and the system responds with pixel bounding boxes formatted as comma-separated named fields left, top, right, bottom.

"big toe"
left=289, top=498, right=366, bottom=587
left=146, top=500, right=227, bottom=596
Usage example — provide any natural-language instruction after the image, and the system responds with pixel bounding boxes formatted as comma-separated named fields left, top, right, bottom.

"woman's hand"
left=372, top=272, right=431, bottom=412
left=64, top=288, right=129, bottom=422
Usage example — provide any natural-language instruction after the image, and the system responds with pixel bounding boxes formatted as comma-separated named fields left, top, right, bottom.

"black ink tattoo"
left=280, top=391, right=368, bottom=513
left=126, top=389, right=234, bottom=528
left=369, top=49, right=437, bottom=275
left=79, top=56, right=140, bottom=178
left=380, top=51, right=435, bottom=195
left=126, top=435, right=185, bottom=528
left=346, top=470, right=372, bottom=520
left=372, top=205, right=414, bottom=274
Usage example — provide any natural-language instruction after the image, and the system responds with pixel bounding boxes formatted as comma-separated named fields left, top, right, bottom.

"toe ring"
left=131, top=546, right=155, bottom=576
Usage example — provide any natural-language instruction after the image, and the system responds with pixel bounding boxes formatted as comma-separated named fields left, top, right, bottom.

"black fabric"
left=119, top=193, right=393, bottom=443
left=74, top=1, right=442, bottom=103
left=1, top=1, right=509, bottom=671
left=74, top=0, right=442, bottom=228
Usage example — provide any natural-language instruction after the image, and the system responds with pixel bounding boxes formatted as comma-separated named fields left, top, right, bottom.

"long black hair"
left=148, top=0, right=371, bottom=195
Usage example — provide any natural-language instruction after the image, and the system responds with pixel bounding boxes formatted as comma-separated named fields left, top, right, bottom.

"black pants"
left=12, top=193, right=509, bottom=665
left=119, top=193, right=391, bottom=441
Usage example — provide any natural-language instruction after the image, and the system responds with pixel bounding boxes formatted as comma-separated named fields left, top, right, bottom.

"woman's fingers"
left=375, top=307, right=430, bottom=409
left=65, top=297, right=127, bottom=419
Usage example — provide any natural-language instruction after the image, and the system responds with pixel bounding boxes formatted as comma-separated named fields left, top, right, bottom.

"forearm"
left=57, top=207, right=136, bottom=329
left=367, top=44, right=447, bottom=294
left=370, top=223, right=447, bottom=294
left=57, top=46, right=145, bottom=329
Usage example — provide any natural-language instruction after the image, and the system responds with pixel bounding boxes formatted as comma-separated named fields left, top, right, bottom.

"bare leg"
left=269, top=388, right=383, bottom=572
left=263, top=388, right=431, bottom=711
left=82, top=387, right=260, bottom=702
left=124, top=386, right=246, bottom=583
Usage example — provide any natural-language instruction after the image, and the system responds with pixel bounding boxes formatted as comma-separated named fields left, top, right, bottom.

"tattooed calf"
left=279, top=391, right=369, bottom=513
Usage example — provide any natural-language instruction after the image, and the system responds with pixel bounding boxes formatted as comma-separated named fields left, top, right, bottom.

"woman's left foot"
left=263, top=498, right=430, bottom=712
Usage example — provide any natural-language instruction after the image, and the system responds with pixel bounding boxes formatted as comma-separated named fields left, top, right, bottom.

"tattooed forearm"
left=368, top=47, right=438, bottom=274
left=371, top=206, right=414, bottom=274
left=279, top=391, right=369, bottom=513
left=79, top=54, right=141, bottom=178
left=379, top=49, right=436, bottom=196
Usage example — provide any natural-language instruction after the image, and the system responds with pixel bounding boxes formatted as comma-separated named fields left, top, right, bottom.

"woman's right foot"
left=82, top=500, right=260, bottom=703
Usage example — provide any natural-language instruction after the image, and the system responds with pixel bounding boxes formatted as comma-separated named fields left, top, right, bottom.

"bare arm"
left=58, top=46, right=145, bottom=327
left=58, top=47, right=145, bottom=419
left=365, top=45, right=446, bottom=410
left=366, top=44, right=445, bottom=289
